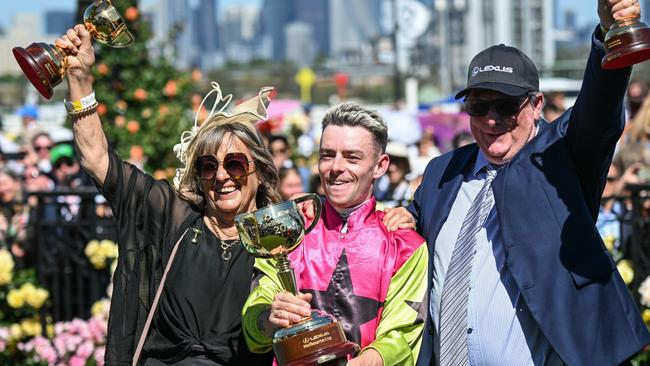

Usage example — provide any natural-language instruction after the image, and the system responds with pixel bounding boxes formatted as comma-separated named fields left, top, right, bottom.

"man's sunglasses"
left=196, top=153, right=254, bottom=181
left=464, top=95, right=530, bottom=117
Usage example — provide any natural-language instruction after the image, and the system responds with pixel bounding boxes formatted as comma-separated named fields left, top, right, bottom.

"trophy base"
left=284, top=342, right=359, bottom=366
left=13, top=43, right=65, bottom=99
left=273, top=312, right=359, bottom=366
left=602, top=25, right=650, bottom=69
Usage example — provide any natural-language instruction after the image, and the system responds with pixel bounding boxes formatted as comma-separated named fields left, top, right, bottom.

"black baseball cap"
left=455, top=44, right=539, bottom=99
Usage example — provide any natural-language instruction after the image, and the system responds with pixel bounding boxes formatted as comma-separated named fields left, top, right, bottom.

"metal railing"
left=27, top=188, right=117, bottom=322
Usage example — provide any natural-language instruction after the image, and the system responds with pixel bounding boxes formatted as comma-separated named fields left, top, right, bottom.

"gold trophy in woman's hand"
left=12, top=0, right=134, bottom=99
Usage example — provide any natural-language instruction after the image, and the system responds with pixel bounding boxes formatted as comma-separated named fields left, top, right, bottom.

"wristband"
left=64, top=92, right=96, bottom=113
left=68, top=102, right=99, bottom=121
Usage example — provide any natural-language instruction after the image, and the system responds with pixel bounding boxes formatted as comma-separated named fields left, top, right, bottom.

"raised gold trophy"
left=602, top=15, right=650, bottom=69
left=235, top=194, right=359, bottom=366
left=12, top=0, right=134, bottom=99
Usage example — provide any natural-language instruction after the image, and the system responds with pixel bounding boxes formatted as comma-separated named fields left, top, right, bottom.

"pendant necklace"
left=207, top=215, right=239, bottom=262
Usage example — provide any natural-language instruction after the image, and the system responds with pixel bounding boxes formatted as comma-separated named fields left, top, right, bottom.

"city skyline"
left=2, top=0, right=601, bottom=32
left=2, top=0, right=642, bottom=97
left=0, top=0, right=260, bottom=30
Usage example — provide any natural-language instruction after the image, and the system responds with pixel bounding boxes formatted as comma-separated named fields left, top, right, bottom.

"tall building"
left=563, top=9, right=576, bottom=30
left=221, top=8, right=243, bottom=47
left=432, top=0, right=554, bottom=95
left=260, top=0, right=295, bottom=61
left=511, top=0, right=555, bottom=73
left=151, top=0, right=196, bottom=69
left=295, top=0, right=329, bottom=57
left=329, top=0, right=382, bottom=63
left=285, top=22, right=317, bottom=66
left=221, top=5, right=258, bottom=46
left=1, top=14, right=57, bottom=76
left=220, top=5, right=261, bottom=64
left=194, top=0, right=219, bottom=54
left=44, top=11, right=75, bottom=36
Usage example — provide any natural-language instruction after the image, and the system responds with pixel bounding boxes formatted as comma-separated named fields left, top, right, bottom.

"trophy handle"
left=293, top=193, right=322, bottom=234
left=83, top=0, right=135, bottom=48
left=235, top=213, right=264, bottom=257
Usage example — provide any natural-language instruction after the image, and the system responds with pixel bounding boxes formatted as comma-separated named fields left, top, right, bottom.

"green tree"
left=81, top=0, right=196, bottom=175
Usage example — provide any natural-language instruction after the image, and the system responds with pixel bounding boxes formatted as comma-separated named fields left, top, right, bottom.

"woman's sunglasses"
left=34, top=145, right=53, bottom=152
left=196, top=153, right=254, bottom=181
left=465, top=95, right=530, bottom=117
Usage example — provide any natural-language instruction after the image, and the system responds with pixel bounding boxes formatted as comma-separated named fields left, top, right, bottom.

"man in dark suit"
left=383, top=1, right=650, bottom=365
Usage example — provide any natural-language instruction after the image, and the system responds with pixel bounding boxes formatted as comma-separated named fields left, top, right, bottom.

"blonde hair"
left=176, top=113, right=281, bottom=207
left=629, top=92, right=650, bottom=143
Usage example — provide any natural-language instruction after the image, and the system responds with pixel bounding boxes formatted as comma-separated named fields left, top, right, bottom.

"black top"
left=97, top=151, right=271, bottom=365
left=142, top=217, right=261, bottom=364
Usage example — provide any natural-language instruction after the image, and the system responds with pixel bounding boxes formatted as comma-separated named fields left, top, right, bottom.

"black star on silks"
left=303, top=249, right=383, bottom=344
left=406, top=300, right=427, bottom=325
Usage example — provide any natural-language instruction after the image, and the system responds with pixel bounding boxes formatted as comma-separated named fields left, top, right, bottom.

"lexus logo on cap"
left=472, top=65, right=514, bottom=78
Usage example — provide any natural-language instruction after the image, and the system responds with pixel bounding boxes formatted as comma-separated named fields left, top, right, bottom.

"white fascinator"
left=172, top=82, right=273, bottom=188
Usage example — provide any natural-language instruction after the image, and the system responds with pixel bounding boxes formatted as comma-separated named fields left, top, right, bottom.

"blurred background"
left=1, top=1, right=650, bottom=365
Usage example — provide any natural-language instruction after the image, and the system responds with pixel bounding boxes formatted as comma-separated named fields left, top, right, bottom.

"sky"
left=2, top=1, right=75, bottom=30
left=1, top=0, right=598, bottom=33
left=0, top=0, right=260, bottom=30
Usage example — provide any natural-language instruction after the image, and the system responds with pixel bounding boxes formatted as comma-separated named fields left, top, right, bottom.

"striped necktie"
left=439, top=166, right=498, bottom=365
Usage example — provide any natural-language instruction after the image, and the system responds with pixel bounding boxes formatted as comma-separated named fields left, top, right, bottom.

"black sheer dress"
left=142, top=217, right=268, bottom=365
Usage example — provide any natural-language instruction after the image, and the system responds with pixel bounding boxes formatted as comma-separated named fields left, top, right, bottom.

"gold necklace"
left=207, top=215, right=239, bottom=261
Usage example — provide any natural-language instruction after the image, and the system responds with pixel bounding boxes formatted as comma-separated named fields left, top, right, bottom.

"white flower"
left=639, top=276, right=650, bottom=307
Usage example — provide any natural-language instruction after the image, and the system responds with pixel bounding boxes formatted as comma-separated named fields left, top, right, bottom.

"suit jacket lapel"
left=427, top=145, right=478, bottom=256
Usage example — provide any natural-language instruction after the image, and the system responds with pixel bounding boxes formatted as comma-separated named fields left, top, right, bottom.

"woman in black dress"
left=57, top=24, right=277, bottom=365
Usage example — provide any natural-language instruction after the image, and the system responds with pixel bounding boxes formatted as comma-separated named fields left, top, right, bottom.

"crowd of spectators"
left=1, top=81, right=650, bottom=276
left=0, top=108, right=100, bottom=270
left=595, top=80, right=650, bottom=251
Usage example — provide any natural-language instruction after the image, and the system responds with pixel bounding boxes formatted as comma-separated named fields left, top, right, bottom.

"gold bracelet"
left=69, top=102, right=99, bottom=121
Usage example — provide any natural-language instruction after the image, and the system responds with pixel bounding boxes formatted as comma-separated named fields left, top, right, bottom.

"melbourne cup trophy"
left=235, top=194, right=360, bottom=366
left=601, top=0, right=650, bottom=69
left=12, top=0, right=134, bottom=99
